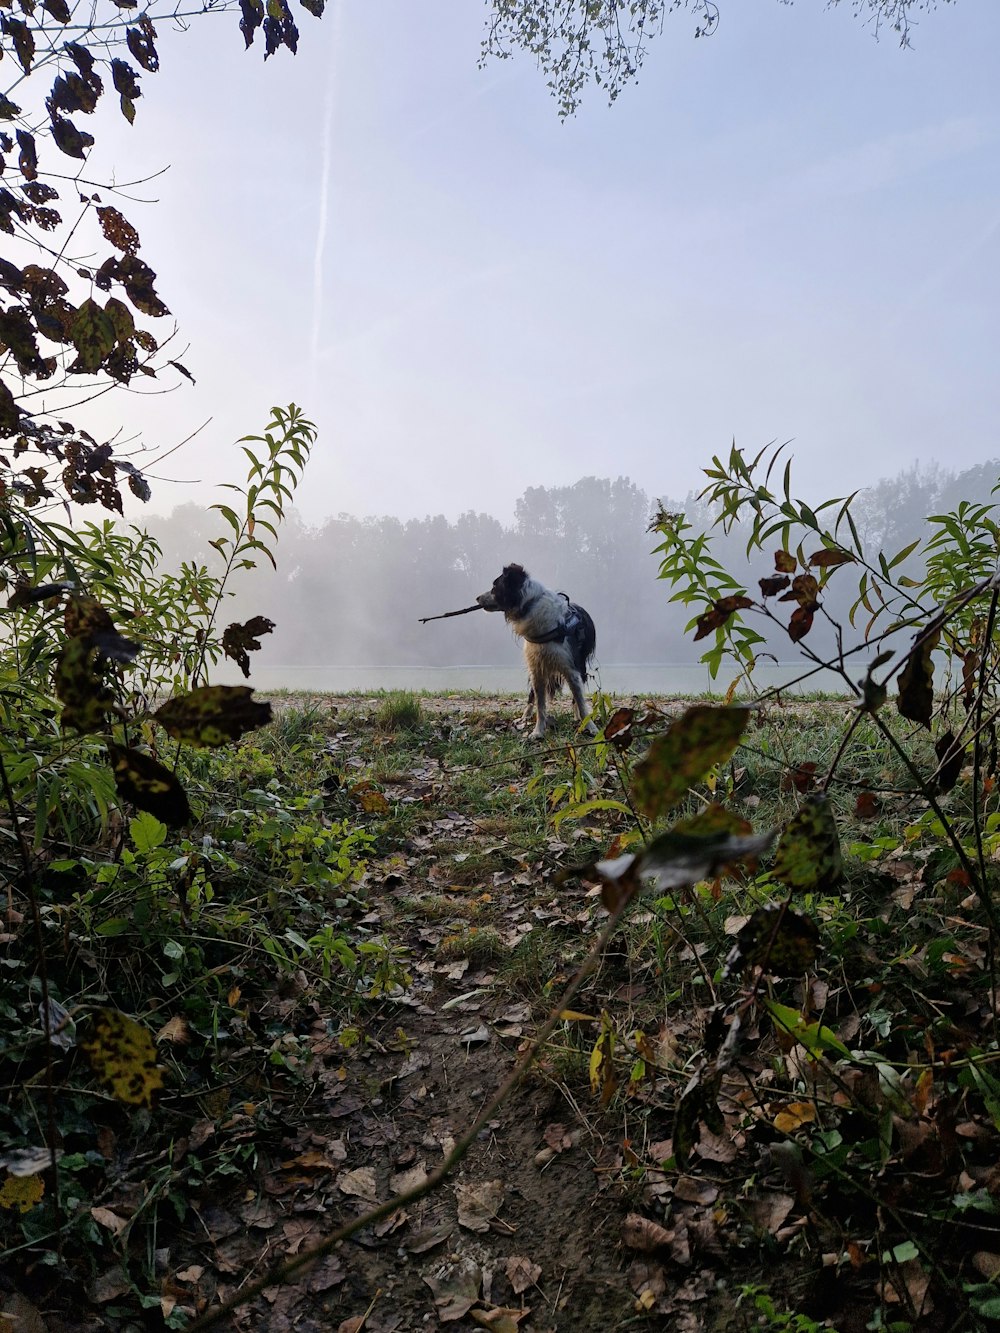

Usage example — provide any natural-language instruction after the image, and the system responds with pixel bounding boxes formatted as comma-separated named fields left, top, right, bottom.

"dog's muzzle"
left=477, top=591, right=501, bottom=612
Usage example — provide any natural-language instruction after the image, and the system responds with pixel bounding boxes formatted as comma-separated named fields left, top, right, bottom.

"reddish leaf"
left=759, top=574, right=790, bottom=598
left=602, top=706, right=635, bottom=750
left=694, top=594, right=753, bottom=641
left=808, top=548, right=855, bottom=569
left=780, top=573, right=819, bottom=609
left=787, top=607, right=814, bottom=642
left=781, top=761, right=818, bottom=794
left=854, top=791, right=879, bottom=819
left=774, top=550, right=796, bottom=573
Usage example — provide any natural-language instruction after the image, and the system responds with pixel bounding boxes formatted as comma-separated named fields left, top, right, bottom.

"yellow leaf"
left=773, top=1101, right=817, bottom=1133
left=0, top=1172, right=44, bottom=1213
left=81, top=1009, right=165, bottom=1107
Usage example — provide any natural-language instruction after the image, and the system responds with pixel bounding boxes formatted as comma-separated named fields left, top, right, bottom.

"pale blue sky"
left=82, top=0, right=1000, bottom=526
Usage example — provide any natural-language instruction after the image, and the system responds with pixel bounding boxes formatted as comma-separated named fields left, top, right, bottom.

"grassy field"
left=5, top=687, right=999, bottom=1332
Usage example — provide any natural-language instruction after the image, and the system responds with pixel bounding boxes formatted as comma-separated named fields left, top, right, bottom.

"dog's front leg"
left=528, top=671, right=548, bottom=739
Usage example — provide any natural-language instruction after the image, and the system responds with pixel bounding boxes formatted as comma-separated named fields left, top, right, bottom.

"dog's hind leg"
left=522, top=682, right=537, bottom=728
left=567, top=673, right=597, bottom=737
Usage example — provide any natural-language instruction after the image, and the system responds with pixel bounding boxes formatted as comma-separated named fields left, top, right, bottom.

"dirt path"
left=184, top=692, right=730, bottom=1332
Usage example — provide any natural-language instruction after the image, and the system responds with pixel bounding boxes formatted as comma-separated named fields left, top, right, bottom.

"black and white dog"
left=477, top=564, right=597, bottom=739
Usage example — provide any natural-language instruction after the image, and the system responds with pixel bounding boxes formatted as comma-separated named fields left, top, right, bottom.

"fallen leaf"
left=339, top=1167, right=378, bottom=1203
left=456, top=1179, right=505, bottom=1232
left=404, top=1223, right=452, bottom=1255
left=0, top=1293, right=48, bottom=1333
left=470, top=1307, right=530, bottom=1331
left=505, top=1254, right=541, bottom=1295
left=423, top=1255, right=482, bottom=1321
left=90, top=1206, right=128, bottom=1236
left=390, top=1162, right=429, bottom=1194
left=622, top=1212, right=675, bottom=1253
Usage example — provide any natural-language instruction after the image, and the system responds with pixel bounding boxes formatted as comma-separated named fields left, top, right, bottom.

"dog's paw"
left=529, top=728, right=546, bottom=741
left=583, top=723, right=598, bottom=737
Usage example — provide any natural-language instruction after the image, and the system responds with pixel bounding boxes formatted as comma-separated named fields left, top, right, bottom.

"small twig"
left=418, top=604, right=483, bottom=624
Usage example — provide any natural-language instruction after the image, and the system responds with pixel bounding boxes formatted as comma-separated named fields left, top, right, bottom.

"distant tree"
left=483, top=0, right=955, bottom=117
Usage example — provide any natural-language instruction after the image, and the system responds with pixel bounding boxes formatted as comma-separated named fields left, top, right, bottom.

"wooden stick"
left=418, top=604, right=483, bottom=624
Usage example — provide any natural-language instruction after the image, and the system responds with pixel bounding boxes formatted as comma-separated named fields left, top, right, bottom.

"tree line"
left=138, top=457, right=1000, bottom=675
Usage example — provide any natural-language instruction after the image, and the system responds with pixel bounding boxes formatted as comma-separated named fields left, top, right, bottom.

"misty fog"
left=136, top=460, right=1000, bottom=694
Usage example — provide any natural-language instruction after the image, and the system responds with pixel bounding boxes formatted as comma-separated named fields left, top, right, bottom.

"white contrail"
left=310, top=0, right=344, bottom=394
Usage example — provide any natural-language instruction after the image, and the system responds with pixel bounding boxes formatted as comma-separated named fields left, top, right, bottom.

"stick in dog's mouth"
left=418, top=604, right=483, bottom=625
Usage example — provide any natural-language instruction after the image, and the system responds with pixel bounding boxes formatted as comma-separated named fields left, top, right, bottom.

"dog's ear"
left=495, top=564, right=526, bottom=605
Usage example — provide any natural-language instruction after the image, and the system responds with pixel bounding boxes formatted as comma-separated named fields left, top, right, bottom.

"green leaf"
left=130, top=810, right=167, bottom=853
left=553, top=798, right=633, bottom=829
left=764, top=1000, right=850, bottom=1059
left=69, top=297, right=118, bottom=373
left=631, top=706, right=749, bottom=818
left=772, top=796, right=843, bottom=894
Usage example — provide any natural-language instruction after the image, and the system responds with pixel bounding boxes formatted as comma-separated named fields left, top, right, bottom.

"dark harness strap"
left=524, top=604, right=581, bottom=646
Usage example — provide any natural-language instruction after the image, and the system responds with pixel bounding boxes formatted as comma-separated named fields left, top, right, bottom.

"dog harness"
left=521, top=594, right=582, bottom=646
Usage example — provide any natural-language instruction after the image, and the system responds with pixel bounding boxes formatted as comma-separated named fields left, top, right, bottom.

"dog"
left=477, top=564, right=597, bottom=739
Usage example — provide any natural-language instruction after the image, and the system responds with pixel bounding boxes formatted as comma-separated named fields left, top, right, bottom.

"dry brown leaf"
left=622, top=1212, right=675, bottom=1253
left=373, top=1207, right=408, bottom=1238
left=673, top=1176, right=719, bottom=1205
left=282, top=1218, right=318, bottom=1254
left=390, top=1162, right=429, bottom=1194
left=748, top=1192, right=796, bottom=1234
left=90, top=1206, right=128, bottom=1236
left=155, top=1015, right=191, bottom=1045
left=542, top=1123, right=574, bottom=1152
left=404, top=1223, right=453, bottom=1255
left=470, top=1307, right=530, bottom=1332
left=339, top=1167, right=378, bottom=1203
left=505, top=1254, right=541, bottom=1295
left=973, top=1252, right=1000, bottom=1279
left=0, top=1292, right=48, bottom=1333
left=423, top=1256, right=482, bottom=1322
left=456, top=1179, right=505, bottom=1232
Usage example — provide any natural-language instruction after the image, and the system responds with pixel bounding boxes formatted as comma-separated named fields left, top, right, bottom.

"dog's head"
left=477, top=563, right=529, bottom=613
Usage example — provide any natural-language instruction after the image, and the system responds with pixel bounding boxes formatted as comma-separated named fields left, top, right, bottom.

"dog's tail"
left=573, top=605, right=597, bottom=681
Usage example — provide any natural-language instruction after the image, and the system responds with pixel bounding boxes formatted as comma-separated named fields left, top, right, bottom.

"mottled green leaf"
left=154, top=685, right=272, bottom=748
left=724, top=905, right=820, bottom=977
left=108, top=745, right=192, bottom=827
left=631, top=706, right=750, bottom=818
left=772, top=796, right=843, bottom=894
